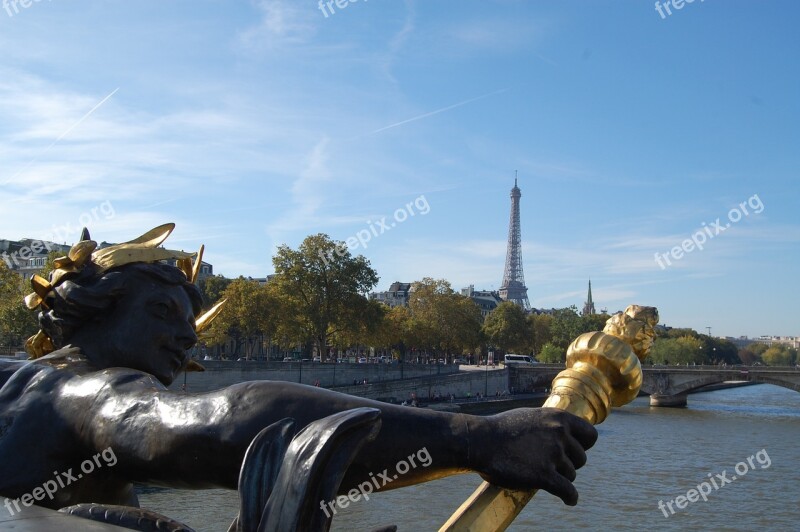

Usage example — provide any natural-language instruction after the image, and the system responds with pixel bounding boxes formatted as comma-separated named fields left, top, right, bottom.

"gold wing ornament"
left=24, top=223, right=225, bottom=370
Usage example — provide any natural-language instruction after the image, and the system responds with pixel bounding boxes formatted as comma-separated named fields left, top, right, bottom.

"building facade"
left=369, top=282, right=412, bottom=308
left=2, top=237, right=213, bottom=282
left=461, top=285, right=503, bottom=318
left=0, top=238, right=70, bottom=280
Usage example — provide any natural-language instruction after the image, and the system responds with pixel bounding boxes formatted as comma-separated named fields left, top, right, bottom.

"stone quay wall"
left=331, top=369, right=511, bottom=403
left=170, top=361, right=461, bottom=393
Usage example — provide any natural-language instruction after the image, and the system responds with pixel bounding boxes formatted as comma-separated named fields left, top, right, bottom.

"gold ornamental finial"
left=440, top=304, right=659, bottom=532
left=24, top=224, right=224, bottom=362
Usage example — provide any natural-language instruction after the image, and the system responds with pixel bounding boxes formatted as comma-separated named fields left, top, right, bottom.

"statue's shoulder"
left=0, top=358, right=25, bottom=388
left=1, top=347, right=168, bottom=398
left=0, top=347, right=87, bottom=395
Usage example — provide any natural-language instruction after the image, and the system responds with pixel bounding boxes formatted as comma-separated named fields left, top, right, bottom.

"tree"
left=331, top=298, right=386, bottom=354
left=738, top=348, right=760, bottom=366
left=482, top=301, right=530, bottom=354
left=451, top=296, right=483, bottom=356
left=0, top=263, right=39, bottom=347
left=747, top=343, right=769, bottom=356
left=649, top=336, right=704, bottom=365
left=407, top=278, right=482, bottom=361
left=198, top=275, right=232, bottom=307
left=528, top=313, right=553, bottom=355
left=581, top=312, right=611, bottom=334
left=205, top=277, right=276, bottom=359
left=663, top=328, right=700, bottom=340
left=270, top=234, right=379, bottom=357
left=369, top=304, right=413, bottom=360
left=549, top=306, right=584, bottom=349
left=537, top=343, right=565, bottom=364
left=761, top=345, right=793, bottom=366
left=700, top=336, right=739, bottom=364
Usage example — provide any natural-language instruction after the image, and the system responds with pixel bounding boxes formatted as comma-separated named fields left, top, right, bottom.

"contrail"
left=2, top=87, right=120, bottom=186
left=368, top=87, right=509, bottom=136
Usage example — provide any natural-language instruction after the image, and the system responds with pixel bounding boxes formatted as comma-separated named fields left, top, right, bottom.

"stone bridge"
left=642, top=366, right=800, bottom=406
left=510, top=365, right=800, bottom=407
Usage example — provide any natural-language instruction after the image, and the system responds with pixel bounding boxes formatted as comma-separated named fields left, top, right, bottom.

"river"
left=139, top=385, right=800, bottom=531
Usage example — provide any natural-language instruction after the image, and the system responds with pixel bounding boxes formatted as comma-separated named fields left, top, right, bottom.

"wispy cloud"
left=1, top=87, right=119, bottom=187
left=237, top=0, right=319, bottom=52
left=364, top=87, right=509, bottom=137
left=265, top=136, right=334, bottom=249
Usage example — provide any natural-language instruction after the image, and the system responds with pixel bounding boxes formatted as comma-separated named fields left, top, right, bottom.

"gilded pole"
left=439, top=305, right=659, bottom=532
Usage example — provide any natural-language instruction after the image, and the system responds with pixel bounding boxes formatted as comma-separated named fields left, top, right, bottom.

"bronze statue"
left=0, top=224, right=597, bottom=530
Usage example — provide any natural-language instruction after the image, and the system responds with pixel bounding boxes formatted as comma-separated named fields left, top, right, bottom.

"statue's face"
left=77, top=274, right=198, bottom=385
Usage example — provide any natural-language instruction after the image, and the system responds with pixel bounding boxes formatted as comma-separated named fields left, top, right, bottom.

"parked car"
left=282, top=357, right=294, bottom=362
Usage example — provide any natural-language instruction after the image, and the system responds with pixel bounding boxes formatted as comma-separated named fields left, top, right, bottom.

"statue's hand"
left=476, top=408, right=598, bottom=506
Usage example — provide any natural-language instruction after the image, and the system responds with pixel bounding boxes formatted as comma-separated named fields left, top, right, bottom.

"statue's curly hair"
left=38, top=262, right=203, bottom=350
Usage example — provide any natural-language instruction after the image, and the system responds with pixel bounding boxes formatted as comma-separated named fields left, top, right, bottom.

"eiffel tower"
left=499, top=174, right=530, bottom=310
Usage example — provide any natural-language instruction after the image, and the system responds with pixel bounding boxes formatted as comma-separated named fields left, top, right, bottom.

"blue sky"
left=0, top=0, right=798, bottom=338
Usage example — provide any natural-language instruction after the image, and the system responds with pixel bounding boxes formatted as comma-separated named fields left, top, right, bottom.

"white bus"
left=503, top=354, right=537, bottom=366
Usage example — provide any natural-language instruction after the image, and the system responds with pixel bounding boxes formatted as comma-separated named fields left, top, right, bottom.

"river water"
left=139, top=385, right=800, bottom=531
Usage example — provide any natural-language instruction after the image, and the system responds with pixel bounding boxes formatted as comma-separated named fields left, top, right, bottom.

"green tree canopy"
left=737, top=348, right=760, bottom=366
left=701, top=336, right=739, bottom=364
left=407, top=278, right=482, bottom=359
left=205, top=277, right=276, bottom=359
left=537, top=343, right=565, bottom=364
left=528, top=313, right=552, bottom=355
left=0, top=263, right=40, bottom=347
left=581, top=312, right=612, bottom=334
left=270, top=234, right=379, bottom=357
left=549, top=306, right=584, bottom=349
left=366, top=304, right=412, bottom=359
left=649, top=336, right=704, bottom=365
left=747, top=343, right=769, bottom=356
left=198, top=275, right=232, bottom=307
left=482, top=301, right=530, bottom=354
left=331, top=298, right=386, bottom=351
left=761, top=345, right=795, bottom=366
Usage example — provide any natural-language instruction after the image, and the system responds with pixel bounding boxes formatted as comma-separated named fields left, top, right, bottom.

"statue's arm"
left=70, top=373, right=595, bottom=503
left=72, top=375, right=473, bottom=489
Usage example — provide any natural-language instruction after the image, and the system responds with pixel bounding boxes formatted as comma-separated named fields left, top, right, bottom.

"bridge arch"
left=643, top=374, right=800, bottom=396
left=642, top=369, right=800, bottom=407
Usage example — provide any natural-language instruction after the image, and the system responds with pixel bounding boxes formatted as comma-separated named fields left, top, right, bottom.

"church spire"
left=582, top=279, right=596, bottom=316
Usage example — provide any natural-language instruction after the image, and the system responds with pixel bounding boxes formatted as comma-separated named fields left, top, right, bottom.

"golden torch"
left=439, top=305, right=659, bottom=532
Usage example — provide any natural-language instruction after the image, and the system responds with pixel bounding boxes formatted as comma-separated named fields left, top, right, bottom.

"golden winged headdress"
left=24, top=223, right=226, bottom=370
